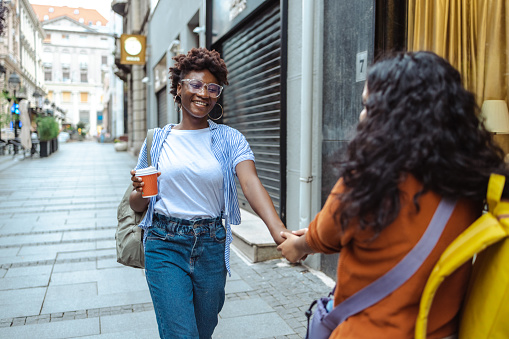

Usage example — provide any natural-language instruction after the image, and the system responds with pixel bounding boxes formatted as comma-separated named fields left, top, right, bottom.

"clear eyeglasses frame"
left=181, top=79, right=223, bottom=98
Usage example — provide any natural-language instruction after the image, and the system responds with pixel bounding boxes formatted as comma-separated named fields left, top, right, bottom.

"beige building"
left=32, top=5, right=113, bottom=137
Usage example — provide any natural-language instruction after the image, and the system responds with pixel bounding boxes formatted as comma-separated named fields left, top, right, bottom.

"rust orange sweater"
left=306, top=175, right=479, bottom=339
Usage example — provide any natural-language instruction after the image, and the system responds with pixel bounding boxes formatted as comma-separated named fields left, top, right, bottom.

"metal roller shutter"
left=157, top=87, right=167, bottom=127
left=221, top=2, right=284, bottom=220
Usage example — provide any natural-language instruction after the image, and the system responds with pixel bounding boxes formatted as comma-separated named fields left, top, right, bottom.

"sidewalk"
left=0, top=141, right=334, bottom=339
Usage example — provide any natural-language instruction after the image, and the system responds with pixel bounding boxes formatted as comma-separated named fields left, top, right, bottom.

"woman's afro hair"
left=169, top=48, right=228, bottom=104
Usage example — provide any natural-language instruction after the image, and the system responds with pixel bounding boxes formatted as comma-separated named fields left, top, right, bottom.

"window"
left=62, top=92, right=71, bottom=102
left=79, top=110, right=89, bottom=123
left=44, top=67, right=52, bottom=81
left=79, top=52, right=88, bottom=69
left=81, top=72, right=88, bottom=83
left=101, top=56, right=107, bottom=65
left=44, top=34, right=51, bottom=42
left=62, top=69, right=70, bottom=82
left=61, top=50, right=71, bottom=66
left=80, top=92, right=88, bottom=102
left=43, top=15, right=49, bottom=20
left=80, top=35, right=86, bottom=39
left=62, top=34, right=70, bottom=39
left=48, top=91, right=53, bottom=101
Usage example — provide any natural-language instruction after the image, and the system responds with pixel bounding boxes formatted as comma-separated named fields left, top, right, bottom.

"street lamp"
left=8, top=72, right=21, bottom=154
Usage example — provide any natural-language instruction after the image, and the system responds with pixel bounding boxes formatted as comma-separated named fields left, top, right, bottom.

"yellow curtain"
left=407, top=0, right=508, bottom=106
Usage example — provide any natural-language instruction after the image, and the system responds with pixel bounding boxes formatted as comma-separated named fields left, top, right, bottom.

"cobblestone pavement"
left=0, top=141, right=334, bottom=338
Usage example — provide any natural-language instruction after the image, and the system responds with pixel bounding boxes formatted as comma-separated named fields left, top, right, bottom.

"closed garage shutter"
left=220, top=2, right=284, bottom=219
left=157, top=87, right=167, bottom=127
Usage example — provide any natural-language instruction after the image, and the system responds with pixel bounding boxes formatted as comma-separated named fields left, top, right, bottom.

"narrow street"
left=0, top=141, right=333, bottom=339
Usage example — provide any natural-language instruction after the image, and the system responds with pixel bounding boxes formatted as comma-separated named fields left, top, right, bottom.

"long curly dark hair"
left=169, top=48, right=228, bottom=106
left=336, top=51, right=508, bottom=235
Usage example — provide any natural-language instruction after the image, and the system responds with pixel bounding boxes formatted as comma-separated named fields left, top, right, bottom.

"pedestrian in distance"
left=129, top=47, right=287, bottom=339
left=277, top=51, right=509, bottom=338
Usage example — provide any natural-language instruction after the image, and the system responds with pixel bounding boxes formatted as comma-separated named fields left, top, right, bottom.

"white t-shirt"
left=154, top=128, right=225, bottom=219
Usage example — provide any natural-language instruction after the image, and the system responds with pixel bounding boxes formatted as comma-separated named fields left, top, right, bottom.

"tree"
left=0, top=90, right=13, bottom=141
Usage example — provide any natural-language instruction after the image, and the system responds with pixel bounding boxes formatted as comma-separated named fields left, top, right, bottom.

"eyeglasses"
left=181, top=79, right=223, bottom=98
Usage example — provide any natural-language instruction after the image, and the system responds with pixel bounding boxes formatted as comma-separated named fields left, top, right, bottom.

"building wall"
left=146, top=0, right=203, bottom=129
left=319, top=0, right=375, bottom=278
left=105, top=11, right=124, bottom=139
left=285, top=0, right=324, bottom=270
left=0, top=0, right=45, bottom=109
left=122, top=0, right=150, bottom=155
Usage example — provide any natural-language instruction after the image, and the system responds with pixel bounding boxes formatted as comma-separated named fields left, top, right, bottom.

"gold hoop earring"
left=208, top=103, right=223, bottom=121
left=174, top=96, right=181, bottom=112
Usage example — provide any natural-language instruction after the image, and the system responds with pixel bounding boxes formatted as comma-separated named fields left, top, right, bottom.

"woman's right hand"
left=130, top=169, right=161, bottom=194
left=130, top=169, right=144, bottom=193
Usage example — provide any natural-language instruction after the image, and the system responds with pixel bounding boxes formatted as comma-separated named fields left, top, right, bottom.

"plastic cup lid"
left=135, top=166, right=157, bottom=176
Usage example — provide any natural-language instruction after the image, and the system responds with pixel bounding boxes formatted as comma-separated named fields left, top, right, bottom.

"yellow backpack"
left=415, top=173, right=509, bottom=339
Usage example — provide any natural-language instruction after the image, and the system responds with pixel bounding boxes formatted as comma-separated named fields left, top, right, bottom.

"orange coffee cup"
left=135, top=166, right=158, bottom=198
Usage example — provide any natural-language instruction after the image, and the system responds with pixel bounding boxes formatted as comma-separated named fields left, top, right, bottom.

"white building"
left=32, top=5, right=114, bottom=137
left=0, top=0, right=45, bottom=115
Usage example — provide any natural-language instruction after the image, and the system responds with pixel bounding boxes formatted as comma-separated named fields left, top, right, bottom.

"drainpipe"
left=299, top=0, right=314, bottom=228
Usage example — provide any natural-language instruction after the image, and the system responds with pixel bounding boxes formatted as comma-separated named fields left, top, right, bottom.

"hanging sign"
left=120, top=34, right=146, bottom=65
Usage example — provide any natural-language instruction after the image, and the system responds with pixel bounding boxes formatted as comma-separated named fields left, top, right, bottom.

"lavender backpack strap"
left=322, top=198, right=457, bottom=331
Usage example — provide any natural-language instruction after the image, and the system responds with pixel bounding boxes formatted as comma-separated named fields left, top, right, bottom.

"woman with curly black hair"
left=129, top=48, right=286, bottom=338
left=278, top=51, right=508, bottom=338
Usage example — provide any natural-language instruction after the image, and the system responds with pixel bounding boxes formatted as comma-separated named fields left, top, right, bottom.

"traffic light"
left=10, top=102, right=19, bottom=114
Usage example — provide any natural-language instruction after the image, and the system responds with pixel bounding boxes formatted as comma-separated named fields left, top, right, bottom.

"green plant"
left=0, top=91, right=13, bottom=141
left=77, top=121, right=87, bottom=136
left=36, top=116, right=59, bottom=141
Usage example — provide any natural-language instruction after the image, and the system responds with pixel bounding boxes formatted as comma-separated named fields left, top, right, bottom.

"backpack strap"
left=415, top=173, right=508, bottom=339
left=146, top=129, right=155, bottom=167
left=321, top=198, right=457, bottom=331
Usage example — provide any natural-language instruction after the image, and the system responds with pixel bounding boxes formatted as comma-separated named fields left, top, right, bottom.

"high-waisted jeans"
left=145, top=213, right=227, bottom=339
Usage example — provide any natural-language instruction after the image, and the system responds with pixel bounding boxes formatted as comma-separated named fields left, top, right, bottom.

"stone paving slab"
left=0, top=252, right=57, bottom=265
left=0, top=248, right=20, bottom=258
left=18, top=242, right=96, bottom=256
left=214, top=312, right=294, bottom=338
left=42, top=289, right=152, bottom=314
left=56, top=248, right=116, bottom=260
left=219, top=298, right=274, bottom=318
left=0, top=318, right=100, bottom=338
left=0, top=287, right=46, bottom=318
left=99, top=311, right=158, bottom=336
left=0, top=233, right=63, bottom=246
left=0, top=273, right=50, bottom=290
left=52, top=261, right=97, bottom=273
left=62, top=229, right=113, bottom=241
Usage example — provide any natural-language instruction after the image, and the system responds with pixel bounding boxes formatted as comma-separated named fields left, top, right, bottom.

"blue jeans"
left=145, top=213, right=227, bottom=339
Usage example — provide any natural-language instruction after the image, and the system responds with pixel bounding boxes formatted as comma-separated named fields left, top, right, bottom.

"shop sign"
left=120, top=34, right=146, bottom=65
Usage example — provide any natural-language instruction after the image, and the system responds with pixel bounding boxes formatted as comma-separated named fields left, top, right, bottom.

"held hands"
left=277, top=228, right=309, bottom=263
left=130, top=169, right=161, bottom=194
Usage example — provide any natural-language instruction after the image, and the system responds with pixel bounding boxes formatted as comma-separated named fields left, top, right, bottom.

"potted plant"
left=37, top=116, right=59, bottom=157
left=0, top=90, right=13, bottom=150
left=77, top=121, right=87, bottom=141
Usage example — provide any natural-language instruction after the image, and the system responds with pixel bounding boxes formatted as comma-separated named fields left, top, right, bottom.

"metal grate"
left=221, top=2, right=282, bottom=216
